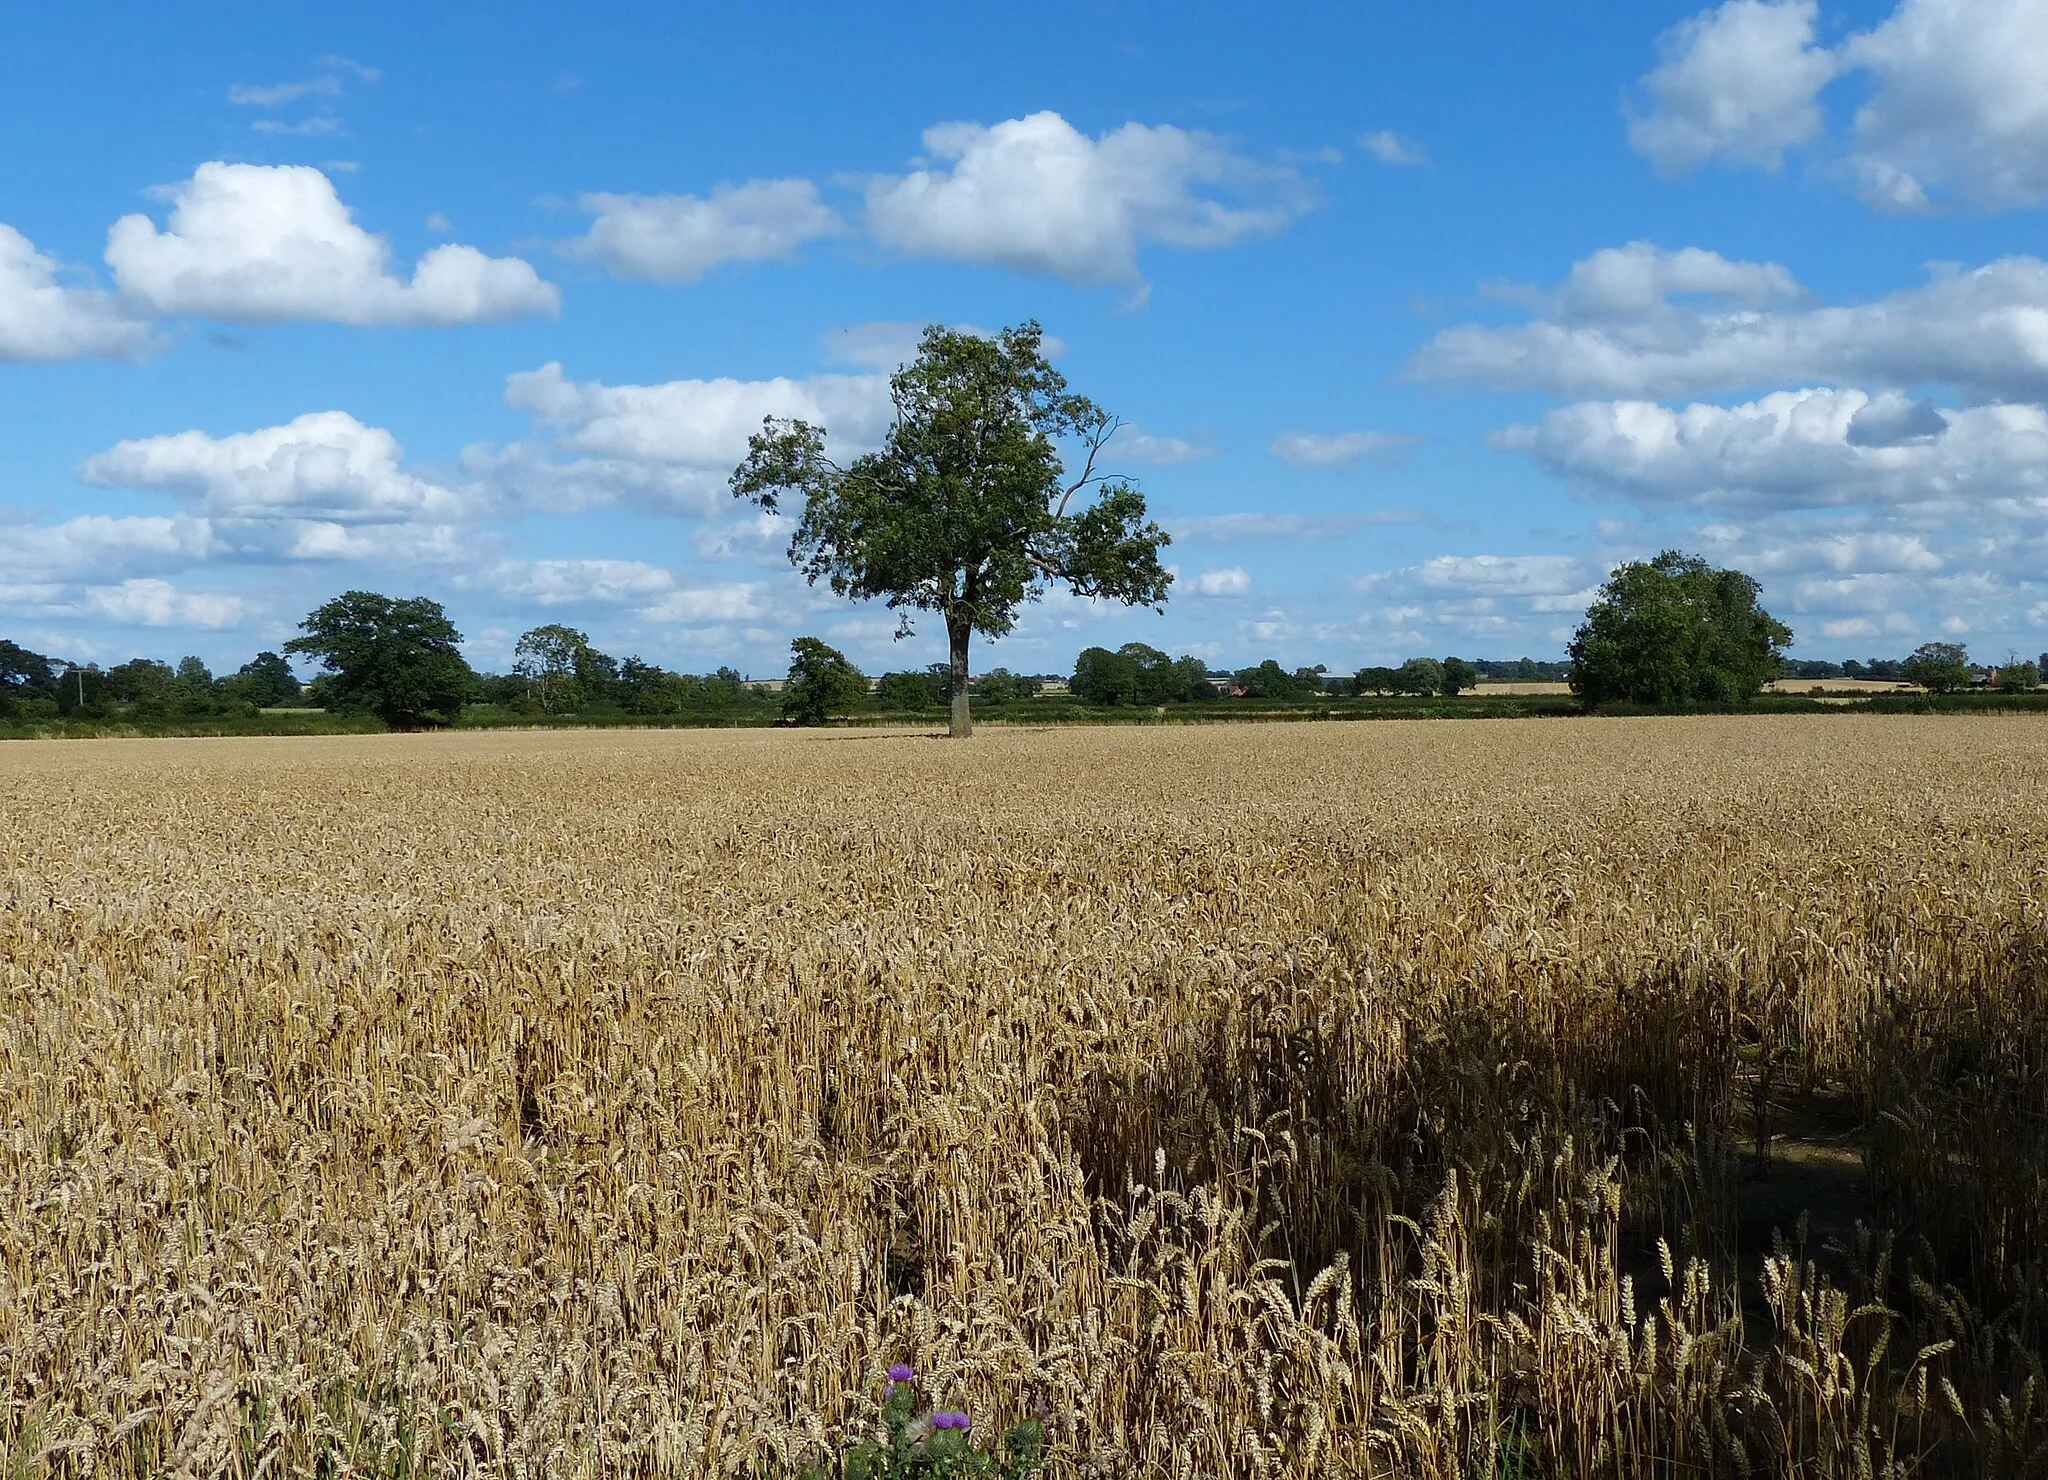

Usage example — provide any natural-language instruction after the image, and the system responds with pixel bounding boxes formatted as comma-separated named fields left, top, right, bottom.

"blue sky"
left=5, top=0, right=2048, bottom=679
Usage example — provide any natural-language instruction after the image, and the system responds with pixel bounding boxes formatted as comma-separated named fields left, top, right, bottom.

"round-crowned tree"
left=731, top=322, right=1172, bottom=737
left=1568, top=552, right=1791, bottom=707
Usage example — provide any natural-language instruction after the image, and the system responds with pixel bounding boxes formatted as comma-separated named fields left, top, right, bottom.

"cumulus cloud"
left=1269, top=430, right=1419, bottom=467
left=1496, top=388, right=2048, bottom=511
left=465, top=558, right=681, bottom=607
left=1628, top=0, right=1838, bottom=173
left=864, top=111, right=1312, bottom=284
left=0, top=513, right=218, bottom=582
left=1629, top=0, right=2048, bottom=211
left=467, top=361, right=890, bottom=514
left=567, top=180, right=843, bottom=283
left=1195, top=567, right=1251, bottom=597
left=1841, top=0, right=2048, bottom=211
left=0, top=224, right=148, bottom=361
left=106, top=163, right=560, bottom=325
left=84, top=578, right=245, bottom=628
left=1414, top=245, right=2048, bottom=401
left=1360, top=130, right=1430, bottom=166
left=79, top=412, right=474, bottom=522
left=639, top=582, right=767, bottom=623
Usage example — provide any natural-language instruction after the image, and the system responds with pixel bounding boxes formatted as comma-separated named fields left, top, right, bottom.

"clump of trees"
left=1072, top=644, right=1212, bottom=705
left=1568, top=551, right=1791, bottom=707
left=1, top=636, right=309, bottom=723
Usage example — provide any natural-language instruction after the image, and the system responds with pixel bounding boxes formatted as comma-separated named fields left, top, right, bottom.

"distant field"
left=5, top=721, right=2047, bottom=1478
left=1469, top=680, right=1573, bottom=695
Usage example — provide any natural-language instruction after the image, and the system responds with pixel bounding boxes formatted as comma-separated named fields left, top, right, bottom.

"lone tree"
left=514, top=623, right=600, bottom=713
left=1902, top=641, right=1972, bottom=694
left=781, top=637, right=868, bottom=725
left=286, top=591, right=477, bottom=728
left=1569, top=551, right=1790, bottom=707
left=731, top=321, right=1172, bottom=737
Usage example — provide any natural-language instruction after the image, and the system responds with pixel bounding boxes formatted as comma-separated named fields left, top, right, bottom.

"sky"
left=5, top=0, right=2048, bottom=680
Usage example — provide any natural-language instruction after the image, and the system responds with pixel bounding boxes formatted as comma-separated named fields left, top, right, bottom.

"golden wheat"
left=3, top=718, right=2046, bottom=1478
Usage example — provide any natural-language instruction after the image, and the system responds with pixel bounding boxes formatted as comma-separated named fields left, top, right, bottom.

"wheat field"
left=3, top=719, right=2046, bottom=1479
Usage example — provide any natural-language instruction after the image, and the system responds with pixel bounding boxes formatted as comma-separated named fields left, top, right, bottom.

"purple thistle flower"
left=886, top=1363, right=915, bottom=1383
left=953, top=1411, right=971, bottom=1432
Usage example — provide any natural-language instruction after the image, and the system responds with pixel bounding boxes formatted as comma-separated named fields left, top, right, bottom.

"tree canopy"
left=285, top=592, right=477, bottom=728
left=1568, top=551, right=1791, bottom=707
left=1902, top=642, right=1972, bottom=695
left=731, top=321, right=1172, bottom=737
left=781, top=637, right=868, bottom=725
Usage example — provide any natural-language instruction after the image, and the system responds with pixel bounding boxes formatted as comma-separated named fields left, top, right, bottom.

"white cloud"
left=469, top=559, right=680, bottom=607
left=1116, top=429, right=1218, bottom=465
left=0, top=224, right=147, bottom=362
left=1497, top=388, right=2048, bottom=510
left=1628, top=0, right=2048, bottom=211
left=1195, top=567, right=1251, bottom=597
left=0, top=513, right=218, bottom=581
left=79, top=412, right=474, bottom=522
left=1841, top=0, right=2048, bottom=211
left=504, top=361, right=887, bottom=462
left=1414, top=246, right=2048, bottom=401
left=1168, top=510, right=1421, bottom=542
left=106, top=163, right=560, bottom=325
left=1269, top=430, right=1418, bottom=467
left=470, top=361, right=889, bottom=515
left=1359, top=130, right=1430, bottom=166
left=864, top=111, right=1312, bottom=285
left=1628, top=0, right=1838, bottom=173
left=568, top=180, right=843, bottom=283
left=693, top=510, right=793, bottom=561
left=640, top=583, right=767, bottom=623
left=83, top=578, right=245, bottom=629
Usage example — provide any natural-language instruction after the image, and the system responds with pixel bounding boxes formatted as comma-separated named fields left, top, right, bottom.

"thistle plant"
left=802, top=1366, right=1046, bottom=1480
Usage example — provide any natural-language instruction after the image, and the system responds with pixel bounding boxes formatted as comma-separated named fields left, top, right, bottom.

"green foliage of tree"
left=1441, top=656, right=1477, bottom=696
left=1998, top=658, right=2042, bottom=692
left=0, top=639, right=59, bottom=715
left=1902, top=641, right=1973, bottom=695
left=1231, top=659, right=1312, bottom=701
left=732, top=321, right=1172, bottom=737
left=1568, top=551, right=1791, bottom=707
left=876, top=670, right=943, bottom=711
left=229, top=651, right=302, bottom=708
left=1396, top=657, right=1445, bottom=696
left=782, top=637, right=868, bottom=725
left=1350, top=666, right=1401, bottom=697
left=1072, top=644, right=1211, bottom=705
left=973, top=668, right=1042, bottom=704
left=514, top=623, right=600, bottom=713
left=285, top=591, right=477, bottom=728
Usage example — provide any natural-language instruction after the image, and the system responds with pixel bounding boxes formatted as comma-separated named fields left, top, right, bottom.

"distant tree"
left=1351, top=666, right=1401, bottom=697
left=1396, top=657, right=1444, bottom=696
left=1169, top=655, right=1213, bottom=701
left=1902, top=641, right=1973, bottom=695
left=175, top=656, right=213, bottom=691
left=1235, top=659, right=1312, bottom=700
left=732, top=321, right=1172, bottom=737
left=1996, top=659, right=2041, bottom=692
left=0, top=639, right=57, bottom=698
left=515, top=623, right=595, bottom=713
left=233, top=651, right=301, bottom=707
left=782, top=637, right=867, bottom=725
left=106, top=658, right=177, bottom=710
left=973, top=668, right=1042, bottom=704
left=876, top=669, right=942, bottom=710
left=286, top=591, right=477, bottom=728
left=1441, top=657, right=1477, bottom=696
left=1073, top=645, right=1141, bottom=705
left=1568, top=551, right=1791, bottom=707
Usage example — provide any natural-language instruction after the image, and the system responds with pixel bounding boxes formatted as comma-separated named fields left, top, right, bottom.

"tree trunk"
left=947, top=615, right=972, bottom=738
